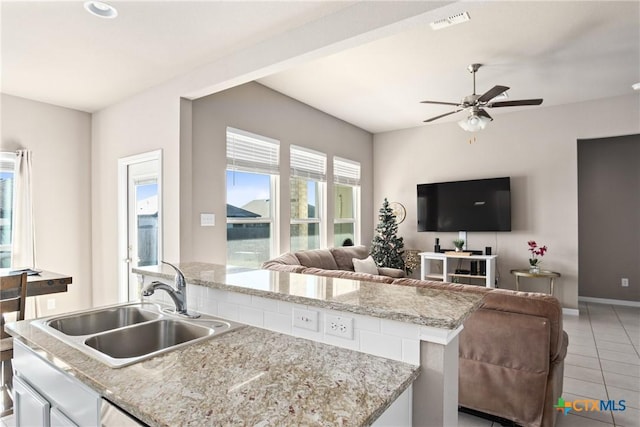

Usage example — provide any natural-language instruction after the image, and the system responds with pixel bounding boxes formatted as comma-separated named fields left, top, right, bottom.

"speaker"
left=470, top=261, right=478, bottom=275
left=434, top=238, right=441, bottom=253
left=485, top=246, right=492, bottom=255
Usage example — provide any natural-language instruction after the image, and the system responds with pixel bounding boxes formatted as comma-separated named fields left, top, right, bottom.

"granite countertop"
left=134, top=262, right=485, bottom=329
left=8, top=318, right=419, bottom=427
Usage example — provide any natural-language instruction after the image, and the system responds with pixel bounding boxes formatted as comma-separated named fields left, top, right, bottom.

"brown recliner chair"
left=458, top=289, right=568, bottom=427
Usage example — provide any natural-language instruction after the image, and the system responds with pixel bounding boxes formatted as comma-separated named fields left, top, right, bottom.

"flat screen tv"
left=417, top=177, right=511, bottom=232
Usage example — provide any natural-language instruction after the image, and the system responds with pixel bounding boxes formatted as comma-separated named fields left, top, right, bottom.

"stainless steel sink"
left=85, top=319, right=214, bottom=359
left=47, top=306, right=161, bottom=336
left=33, top=302, right=243, bottom=368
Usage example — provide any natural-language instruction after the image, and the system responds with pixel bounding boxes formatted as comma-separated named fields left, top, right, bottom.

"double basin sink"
left=34, top=302, right=243, bottom=368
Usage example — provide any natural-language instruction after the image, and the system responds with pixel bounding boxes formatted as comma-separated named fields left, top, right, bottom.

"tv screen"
left=417, top=177, right=511, bottom=232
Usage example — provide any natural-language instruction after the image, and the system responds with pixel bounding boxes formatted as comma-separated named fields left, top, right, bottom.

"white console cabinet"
left=419, top=252, right=498, bottom=288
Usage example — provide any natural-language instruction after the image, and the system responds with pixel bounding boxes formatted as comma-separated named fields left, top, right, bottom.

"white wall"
left=1, top=94, right=92, bottom=315
left=373, top=94, right=640, bottom=309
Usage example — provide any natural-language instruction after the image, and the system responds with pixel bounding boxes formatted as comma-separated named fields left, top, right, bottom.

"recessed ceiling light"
left=84, top=1, right=118, bottom=19
left=633, top=82, right=640, bottom=91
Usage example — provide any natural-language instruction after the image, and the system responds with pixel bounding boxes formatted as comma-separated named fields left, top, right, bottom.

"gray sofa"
left=263, top=250, right=567, bottom=427
left=261, top=245, right=406, bottom=283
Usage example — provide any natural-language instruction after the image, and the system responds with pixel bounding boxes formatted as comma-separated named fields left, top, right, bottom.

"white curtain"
left=11, top=150, right=38, bottom=318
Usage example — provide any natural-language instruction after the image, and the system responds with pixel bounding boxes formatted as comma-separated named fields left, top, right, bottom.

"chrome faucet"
left=141, top=261, right=200, bottom=318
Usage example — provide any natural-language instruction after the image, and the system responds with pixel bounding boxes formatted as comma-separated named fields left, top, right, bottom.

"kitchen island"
left=135, top=263, right=486, bottom=426
left=7, top=312, right=419, bottom=426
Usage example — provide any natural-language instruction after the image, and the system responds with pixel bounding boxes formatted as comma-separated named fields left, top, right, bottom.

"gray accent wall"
left=185, top=82, right=373, bottom=263
left=578, top=134, right=640, bottom=302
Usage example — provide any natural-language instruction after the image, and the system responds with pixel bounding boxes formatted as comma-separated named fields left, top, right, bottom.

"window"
left=0, top=153, right=15, bottom=268
left=226, top=128, right=279, bottom=267
left=290, top=146, right=326, bottom=252
left=333, top=157, right=360, bottom=247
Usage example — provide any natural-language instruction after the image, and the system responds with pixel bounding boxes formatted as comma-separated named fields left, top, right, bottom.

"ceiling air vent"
left=430, top=11, right=471, bottom=30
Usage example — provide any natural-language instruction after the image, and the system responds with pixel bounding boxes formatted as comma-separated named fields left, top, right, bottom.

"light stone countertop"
left=8, top=318, right=419, bottom=426
left=134, top=262, right=485, bottom=329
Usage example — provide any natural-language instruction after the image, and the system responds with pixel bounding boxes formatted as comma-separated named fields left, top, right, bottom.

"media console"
left=419, top=251, right=498, bottom=288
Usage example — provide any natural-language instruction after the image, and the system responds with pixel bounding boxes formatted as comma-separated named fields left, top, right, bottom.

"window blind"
left=334, top=157, right=360, bottom=186
left=226, top=127, right=279, bottom=175
left=290, top=145, right=326, bottom=181
left=0, top=152, right=16, bottom=172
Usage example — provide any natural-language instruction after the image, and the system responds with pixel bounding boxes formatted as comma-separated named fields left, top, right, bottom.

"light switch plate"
left=200, top=213, right=215, bottom=226
left=293, top=308, right=318, bottom=331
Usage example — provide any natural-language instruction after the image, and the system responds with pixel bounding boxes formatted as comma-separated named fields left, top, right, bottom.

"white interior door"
left=118, top=151, right=162, bottom=302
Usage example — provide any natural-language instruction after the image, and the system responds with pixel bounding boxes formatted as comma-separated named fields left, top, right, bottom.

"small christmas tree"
left=370, top=198, right=405, bottom=270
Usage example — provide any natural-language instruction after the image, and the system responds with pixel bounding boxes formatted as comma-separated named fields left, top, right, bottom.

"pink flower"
left=528, top=241, right=548, bottom=259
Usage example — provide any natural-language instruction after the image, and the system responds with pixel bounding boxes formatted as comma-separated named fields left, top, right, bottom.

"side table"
left=510, top=269, right=561, bottom=295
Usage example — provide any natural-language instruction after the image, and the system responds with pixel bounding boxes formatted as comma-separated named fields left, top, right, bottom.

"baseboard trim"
left=579, top=296, right=640, bottom=308
left=562, top=308, right=580, bottom=316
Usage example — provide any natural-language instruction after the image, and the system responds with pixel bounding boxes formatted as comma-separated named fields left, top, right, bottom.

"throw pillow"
left=352, top=256, right=378, bottom=275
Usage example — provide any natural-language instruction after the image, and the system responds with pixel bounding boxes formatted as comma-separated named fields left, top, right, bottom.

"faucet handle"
left=161, top=261, right=186, bottom=289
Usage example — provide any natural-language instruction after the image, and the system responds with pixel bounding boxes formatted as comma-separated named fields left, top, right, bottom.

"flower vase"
left=529, top=262, right=540, bottom=274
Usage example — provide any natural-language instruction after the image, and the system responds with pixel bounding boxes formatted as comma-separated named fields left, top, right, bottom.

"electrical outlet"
left=293, top=308, right=318, bottom=331
left=47, top=299, right=56, bottom=310
left=325, top=314, right=354, bottom=340
left=621, top=278, right=629, bottom=287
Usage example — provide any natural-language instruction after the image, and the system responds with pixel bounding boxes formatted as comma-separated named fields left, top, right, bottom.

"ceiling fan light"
left=458, top=113, right=491, bottom=132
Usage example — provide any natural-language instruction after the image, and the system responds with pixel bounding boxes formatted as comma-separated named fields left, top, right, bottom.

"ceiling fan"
left=421, top=64, right=543, bottom=132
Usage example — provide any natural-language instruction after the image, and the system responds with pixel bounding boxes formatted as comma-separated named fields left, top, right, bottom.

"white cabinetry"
left=419, top=252, right=498, bottom=288
left=12, top=340, right=100, bottom=427
left=13, top=376, right=50, bottom=427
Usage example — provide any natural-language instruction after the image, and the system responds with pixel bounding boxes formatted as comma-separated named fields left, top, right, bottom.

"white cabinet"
left=419, top=252, right=498, bottom=288
left=13, top=376, right=51, bottom=427
left=51, top=408, right=78, bottom=427
left=12, top=340, right=99, bottom=427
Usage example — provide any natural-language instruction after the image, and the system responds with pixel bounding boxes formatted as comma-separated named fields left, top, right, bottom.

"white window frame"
left=226, top=128, right=280, bottom=262
left=333, top=157, right=361, bottom=246
left=290, top=146, right=327, bottom=251
left=0, top=152, right=16, bottom=268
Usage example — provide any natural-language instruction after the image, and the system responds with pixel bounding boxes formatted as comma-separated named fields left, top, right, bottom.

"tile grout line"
left=585, top=302, right=617, bottom=426
left=612, top=305, right=640, bottom=359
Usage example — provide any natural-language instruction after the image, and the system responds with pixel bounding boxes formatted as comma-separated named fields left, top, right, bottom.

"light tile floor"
left=1, top=302, right=638, bottom=427
left=460, top=302, right=640, bottom=427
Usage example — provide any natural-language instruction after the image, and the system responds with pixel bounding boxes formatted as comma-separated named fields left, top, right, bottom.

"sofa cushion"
left=480, top=289, right=564, bottom=360
left=261, top=264, right=307, bottom=274
left=377, top=267, right=406, bottom=279
left=301, top=267, right=395, bottom=284
left=392, top=278, right=492, bottom=296
left=353, top=256, right=378, bottom=275
left=261, top=252, right=300, bottom=267
left=294, top=249, right=339, bottom=270
left=329, top=245, right=369, bottom=271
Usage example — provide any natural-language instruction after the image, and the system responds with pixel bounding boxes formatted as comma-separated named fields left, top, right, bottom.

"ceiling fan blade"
left=488, top=99, right=543, bottom=108
left=477, top=85, right=510, bottom=103
left=420, top=100, right=461, bottom=106
left=476, top=108, right=493, bottom=121
left=423, top=109, right=463, bottom=123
